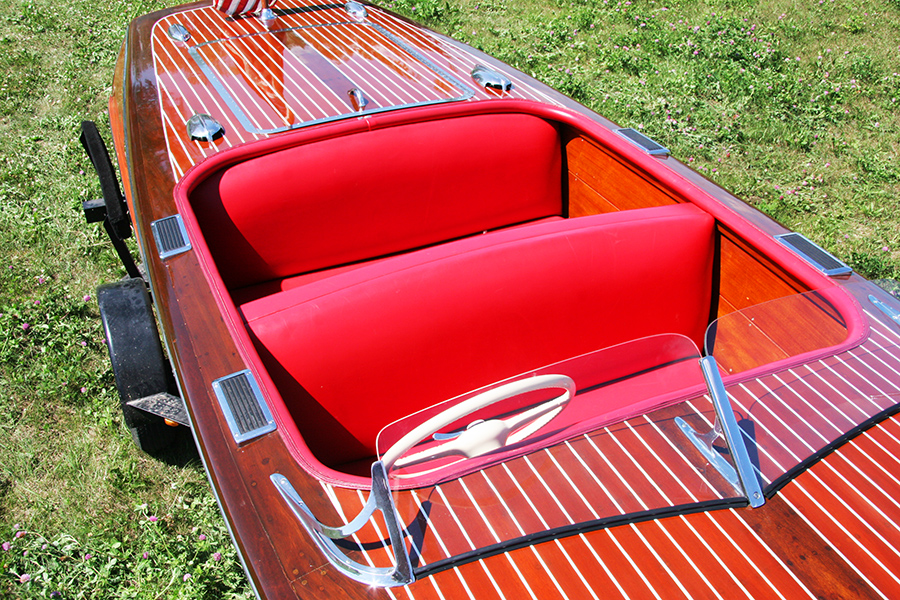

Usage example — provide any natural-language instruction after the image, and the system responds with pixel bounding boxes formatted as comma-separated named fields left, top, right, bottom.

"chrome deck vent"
left=150, top=214, right=191, bottom=259
left=471, top=65, right=512, bottom=92
left=186, top=113, right=224, bottom=142
left=776, top=233, right=852, bottom=277
left=212, top=370, right=276, bottom=444
left=616, top=128, right=670, bottom=156
left=344, top=1, right=367, bottom=20
left=167, top=23, right=191, bottom=42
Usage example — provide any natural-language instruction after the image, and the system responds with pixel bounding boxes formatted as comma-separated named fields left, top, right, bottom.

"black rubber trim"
left=764, top=401, right=900, bottom=498
left=413, top=497, right=747, bottom=578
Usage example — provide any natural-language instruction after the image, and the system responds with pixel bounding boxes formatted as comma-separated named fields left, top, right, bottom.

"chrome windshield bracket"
left=678, top=357, right=765, bottom=508
left=271, top=461, right=414, bottom=587
left=675, top=414, right=740, bottom=490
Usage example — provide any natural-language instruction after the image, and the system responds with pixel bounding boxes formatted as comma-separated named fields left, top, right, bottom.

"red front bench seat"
left=241, top=202, right=716, bottom=467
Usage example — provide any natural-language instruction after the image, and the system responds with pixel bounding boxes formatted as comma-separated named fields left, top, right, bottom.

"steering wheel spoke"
left=381, top=374, right=575, bottom=474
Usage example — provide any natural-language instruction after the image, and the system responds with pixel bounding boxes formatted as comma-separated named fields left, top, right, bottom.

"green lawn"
left=1, top=0, right=898, bottom=597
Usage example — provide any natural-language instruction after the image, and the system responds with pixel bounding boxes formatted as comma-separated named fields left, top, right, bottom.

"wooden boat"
left=80, top=0, right=900, bottom=597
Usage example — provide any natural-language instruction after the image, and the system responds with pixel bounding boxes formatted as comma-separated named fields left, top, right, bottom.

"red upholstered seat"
left=191, top=113, right=564, bottom=290
left=242, top=203, right=715, bottom=467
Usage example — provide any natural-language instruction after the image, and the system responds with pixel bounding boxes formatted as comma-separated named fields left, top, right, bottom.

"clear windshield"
left=705, top=285, right=899, bottom=490
left=367, top=333, right=750, bottom=572
left=376, top=333, right=707, bottom=483
left=328, top=285, right=900, bottom=578
left=706, top=288, right=850, bottom=375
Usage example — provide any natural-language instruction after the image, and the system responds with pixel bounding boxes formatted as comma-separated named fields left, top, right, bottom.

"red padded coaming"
left=191, top=113, right=563, bottom=289
left=242, top=203, right=715, bottom=467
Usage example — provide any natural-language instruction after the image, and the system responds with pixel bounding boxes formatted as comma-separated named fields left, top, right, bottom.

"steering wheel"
left=380, top=374, right=575, bottom=473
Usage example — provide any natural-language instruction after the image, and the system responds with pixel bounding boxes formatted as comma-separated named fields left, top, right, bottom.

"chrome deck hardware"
left=150, top=214, right=191, bottom=259
left=870, top=294, right=900, bottom=326
left=471, top=65, right=512, bottom=92
left=348, top=87, right=369, bottom=112
left=677, top=356, right=765, bottom=508
left=776, top=232, right=852, bottom=277
left=212, top=370, right=276, bottom=444
left=186, top=113, right=224, bottom=142
left=345, top=1, right=367, bottom=20
left=272, top=461, right=414, bottom=587
left=616, top=128, right=670, bottom=156
left=167, top=23, right=191, bottom=42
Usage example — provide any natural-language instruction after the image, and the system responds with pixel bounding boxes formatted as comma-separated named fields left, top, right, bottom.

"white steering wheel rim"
left=380, top=374, right=575, bottom=473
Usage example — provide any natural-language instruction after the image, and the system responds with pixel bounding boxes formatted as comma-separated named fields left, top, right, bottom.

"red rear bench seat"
left=191, top=113, right=564, bottom=291
left=241, top=203, right=715, bottom=467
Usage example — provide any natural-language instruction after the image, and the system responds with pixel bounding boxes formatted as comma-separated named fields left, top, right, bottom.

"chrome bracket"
left=675, top=413, right=739, bottom=490
left=271, top=461, right=414, bottom=587
left=870, top=294, right=900, bottom=326
left=677, top=356, right=765, bottom=507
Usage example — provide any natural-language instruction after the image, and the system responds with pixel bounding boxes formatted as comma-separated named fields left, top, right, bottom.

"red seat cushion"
left=242, top=203, right=715, bottom=466
left=191, top=113, right=563, bottom=289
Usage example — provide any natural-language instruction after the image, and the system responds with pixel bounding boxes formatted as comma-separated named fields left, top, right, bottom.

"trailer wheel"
left=98, top=278, right=178, bottom=453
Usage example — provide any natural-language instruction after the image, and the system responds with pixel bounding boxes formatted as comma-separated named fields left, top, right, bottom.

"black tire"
left=98, top=278, right=177, bottom=453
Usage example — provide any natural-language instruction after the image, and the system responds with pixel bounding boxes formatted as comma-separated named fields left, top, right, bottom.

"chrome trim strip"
left=271, top=461, right=414, bottom=587
left=700, top=356, right=765, bottom=507
left=775, top=232, right=852, bottom=277
left=150, top=214, right=191, bottom=259
left=187, top=21, right=475, bottom=135
left=211, top=370, right=277, bottom=444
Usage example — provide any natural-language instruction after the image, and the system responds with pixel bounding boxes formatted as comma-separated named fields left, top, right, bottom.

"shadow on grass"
left=145, top=426, right=202, bottom=468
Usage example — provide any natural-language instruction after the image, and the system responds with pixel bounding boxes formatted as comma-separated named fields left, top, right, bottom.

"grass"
left=1, top=0, right=898, bottom=597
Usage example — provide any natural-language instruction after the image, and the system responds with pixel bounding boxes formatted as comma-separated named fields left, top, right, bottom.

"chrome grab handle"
left=271, top=461, right=414, bottom=587
left=677, top=356, right=765, bottom=508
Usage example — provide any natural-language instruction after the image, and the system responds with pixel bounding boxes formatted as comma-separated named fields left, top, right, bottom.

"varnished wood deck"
left=150, top=2, right=563, bottom=177
left=311, top=312, right=900, bottom=598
